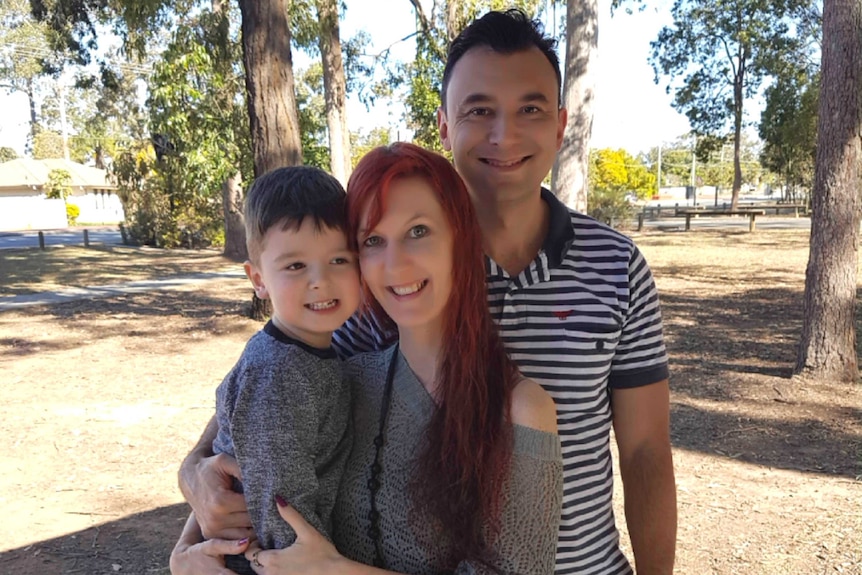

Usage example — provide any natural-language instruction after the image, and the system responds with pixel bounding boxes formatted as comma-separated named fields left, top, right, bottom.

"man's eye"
left=523, top=105, right=541, bottom=113
left=363, top=236, right=382, bottom=248
left=286, top=262, right=305, bottom=271
left=409, top=225, right=429, bottom=239
left=469, top=108, right=491, bottom=116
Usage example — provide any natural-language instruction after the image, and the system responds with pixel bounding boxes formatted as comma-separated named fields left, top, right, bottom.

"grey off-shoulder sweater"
left=334, top=346, right=563, bottom=575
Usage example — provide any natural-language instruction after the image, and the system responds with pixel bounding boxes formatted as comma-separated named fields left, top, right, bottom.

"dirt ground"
left=0, top=229, right=860, bottom=575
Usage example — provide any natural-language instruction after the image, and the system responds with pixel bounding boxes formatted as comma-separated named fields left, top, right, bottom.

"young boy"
left=212, top=166, right=360, bottom=574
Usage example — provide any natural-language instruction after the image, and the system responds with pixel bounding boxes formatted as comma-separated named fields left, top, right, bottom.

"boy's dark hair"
left=441, top=8, right=562, bottom=109
left=244, top=166, right=346, bottom=262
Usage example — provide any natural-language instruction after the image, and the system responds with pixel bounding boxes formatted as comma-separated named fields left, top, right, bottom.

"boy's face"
left=438, top=46, right=567, bottom=208
left=244, top=219, right=360, bottom=348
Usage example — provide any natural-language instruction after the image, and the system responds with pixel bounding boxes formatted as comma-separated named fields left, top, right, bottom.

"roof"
left=0, top=158, right=116, bottom=192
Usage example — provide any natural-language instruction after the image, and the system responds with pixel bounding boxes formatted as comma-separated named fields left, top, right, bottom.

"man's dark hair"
left=441, top=8, right=562, bottom=110
left=243, top=166, right=346, bottom=262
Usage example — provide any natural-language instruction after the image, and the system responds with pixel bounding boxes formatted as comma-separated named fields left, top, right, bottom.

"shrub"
left=66, top=203, right=81, bottom=226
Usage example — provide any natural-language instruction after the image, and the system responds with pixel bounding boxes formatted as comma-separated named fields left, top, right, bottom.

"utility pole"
left=690, top=134, right=697, bottom=205
left=657, top=144, right=662, bottom=198
left=58, top=77, right=70, bottom=161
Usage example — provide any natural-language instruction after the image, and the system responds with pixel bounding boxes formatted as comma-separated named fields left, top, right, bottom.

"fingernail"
left=275, top=494, right=288, bottom=508
left=237, top=537, right=249, bottom=546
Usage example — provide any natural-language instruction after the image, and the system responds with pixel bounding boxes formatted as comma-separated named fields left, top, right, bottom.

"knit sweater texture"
left=334, top=346, right=563, bottom=574
left=213, top=321, right=352, bottom=552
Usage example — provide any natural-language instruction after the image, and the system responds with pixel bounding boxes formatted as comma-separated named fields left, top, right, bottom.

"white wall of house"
left=68, top=191, right=125, bottom=224
left=0, top=196, right=68, bottom=231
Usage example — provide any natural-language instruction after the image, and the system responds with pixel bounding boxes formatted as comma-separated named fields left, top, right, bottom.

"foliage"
left=295, top=63, right=331, bottom=170
left=759, top=71, right=818, bottom=202
left=351, top=127, right=392, bottom=167
left=587, top=148, right=655, bottom=226
left=649, top=0, right=816, bottom=202
left=0, top=147, right=18, bottom=162
left=32, top=131, right=66, bottom=159
left=66, top=202, right=80, bottom=224
left=45, top=169, right=73, bottom=199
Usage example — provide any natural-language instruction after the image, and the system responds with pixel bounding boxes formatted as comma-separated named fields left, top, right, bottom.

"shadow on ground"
left=0, top=503, right=189, bottom=575
left=660, top=278, right=862, bottom=480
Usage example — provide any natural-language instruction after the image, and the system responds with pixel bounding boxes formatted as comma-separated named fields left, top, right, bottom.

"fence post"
left=637, top=213, right=644, bottom=231
left=84, top=229, right=90, bottom=247
left=119, top=223, right=128, bottom=245
left=38, top=231, right=45, bottom=250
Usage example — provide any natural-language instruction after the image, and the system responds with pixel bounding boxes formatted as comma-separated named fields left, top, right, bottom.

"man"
left=179, top=9, right=676, bottom=575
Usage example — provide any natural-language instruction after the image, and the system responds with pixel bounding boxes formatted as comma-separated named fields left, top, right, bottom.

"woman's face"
left=357, top=176, right=454, bottom=334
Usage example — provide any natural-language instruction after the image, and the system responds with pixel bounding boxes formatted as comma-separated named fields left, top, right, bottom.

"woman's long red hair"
left=346, top=142, right=519, bottom=566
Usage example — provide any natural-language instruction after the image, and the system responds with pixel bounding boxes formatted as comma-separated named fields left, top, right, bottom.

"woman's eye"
left=362, top=236, right=382, bottom=248
left=286, top=262, right=305, bottom=271
left=409, top=225, right=429, bottom=239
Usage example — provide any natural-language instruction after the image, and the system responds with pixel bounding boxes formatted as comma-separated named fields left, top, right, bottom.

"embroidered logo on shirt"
left=553, top=310, right=573, bottom=320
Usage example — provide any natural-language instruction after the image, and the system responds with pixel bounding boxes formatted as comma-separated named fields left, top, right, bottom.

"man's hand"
left=178, top=416, right=254, bottom=540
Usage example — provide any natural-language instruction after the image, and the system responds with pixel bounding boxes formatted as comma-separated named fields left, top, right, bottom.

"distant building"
left=0, top=158, right=123, bottom=231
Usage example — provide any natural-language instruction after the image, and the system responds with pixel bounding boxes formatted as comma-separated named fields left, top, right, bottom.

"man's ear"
left=243, top=260, right=269, bottom=300
left=556, top=107, right=568, bottom=151
left=438, top=106, right=452, bottom=152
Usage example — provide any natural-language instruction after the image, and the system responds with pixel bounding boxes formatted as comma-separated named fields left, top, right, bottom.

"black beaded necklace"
left=368, top=342, right=399, bottom=569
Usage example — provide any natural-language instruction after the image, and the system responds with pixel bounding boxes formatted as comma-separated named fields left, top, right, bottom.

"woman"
left=171, top=143, right=562, bottom=574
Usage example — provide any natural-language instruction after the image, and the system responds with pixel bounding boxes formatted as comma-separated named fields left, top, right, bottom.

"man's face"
left=438, top=46, right=567, bottom=208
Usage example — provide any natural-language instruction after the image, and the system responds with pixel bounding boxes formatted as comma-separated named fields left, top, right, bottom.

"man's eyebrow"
left=458, top=92, right=552, bottom=107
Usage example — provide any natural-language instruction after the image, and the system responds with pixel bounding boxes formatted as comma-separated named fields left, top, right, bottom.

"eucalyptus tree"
left=649, top=0, right=815, bottom=209
left=795, top=0, right=861, bottom=384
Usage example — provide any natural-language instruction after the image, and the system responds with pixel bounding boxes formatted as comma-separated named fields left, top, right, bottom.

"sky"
left=0, top=0, right=691, bottom=158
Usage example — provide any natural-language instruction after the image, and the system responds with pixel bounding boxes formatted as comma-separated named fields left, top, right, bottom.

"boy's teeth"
left=392, top=281, right=425, bottom=296
left=307, top=299, right=337, bottom=310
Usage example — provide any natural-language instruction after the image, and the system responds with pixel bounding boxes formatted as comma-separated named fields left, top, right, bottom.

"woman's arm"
left=454, top=377, right=562, bottom=575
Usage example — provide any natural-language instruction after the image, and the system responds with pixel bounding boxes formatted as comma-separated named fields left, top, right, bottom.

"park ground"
left=0, top=228, right=860, bottom=575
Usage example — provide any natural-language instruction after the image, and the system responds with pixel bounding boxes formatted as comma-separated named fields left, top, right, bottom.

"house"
left=0, top=158, right=124, bottom=231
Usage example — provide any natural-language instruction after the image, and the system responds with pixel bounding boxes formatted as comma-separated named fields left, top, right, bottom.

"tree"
left=650, top=0, right=813, bottom=210
left=759, top=71, right=819, bottom=203
left=794, top=0, right=861, bottom=385
left=45, top=168, right=73, bottom=200
left=0, top=147, right=18, bottom=162
left=315, top=0, right=351, bottom=184
left=550, top=0, right=596, bottom=212
left=351, top=126, right=392, bottom=167
left=588, top=147, right=655, bottom=226
left=238, top=0, right=303, bottom=177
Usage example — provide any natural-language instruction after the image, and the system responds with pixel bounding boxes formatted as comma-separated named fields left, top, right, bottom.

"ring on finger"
left=251, top=550, right=263, bottom=568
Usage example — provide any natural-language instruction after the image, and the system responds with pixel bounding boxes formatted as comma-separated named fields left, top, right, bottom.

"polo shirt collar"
left=540, top=187, right=575, bottom=268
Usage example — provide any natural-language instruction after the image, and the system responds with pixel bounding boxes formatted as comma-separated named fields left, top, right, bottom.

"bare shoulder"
left=510, top=378, right=558, bottom=434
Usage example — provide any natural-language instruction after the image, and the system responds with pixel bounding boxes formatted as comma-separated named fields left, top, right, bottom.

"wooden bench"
left=677, top=209, right=767, bottom=232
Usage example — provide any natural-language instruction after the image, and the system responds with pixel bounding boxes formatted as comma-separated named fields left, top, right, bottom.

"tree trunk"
left=222, top=173, right=248, bottom=262
left=316, top=0, right=351, bottom=184
left=27, top=78, right=38, bottom=148
left=238, top=0, right=303, bottom=176
left=550, top=0, right=596, bottom=213
left=238, top=0, right=302, bottom=320
left=730, top=57, right=745, bottom=211
left=794, top=0, right=862, bottom=385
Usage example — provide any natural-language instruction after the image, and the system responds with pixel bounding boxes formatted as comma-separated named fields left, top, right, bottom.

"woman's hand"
left=244, top=497, right=345, bottom=575
left=170, top=512, right=251, bottom=575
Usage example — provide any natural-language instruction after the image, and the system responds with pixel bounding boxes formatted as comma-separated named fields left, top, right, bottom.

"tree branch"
left=405, top=0, right=447, bottom=62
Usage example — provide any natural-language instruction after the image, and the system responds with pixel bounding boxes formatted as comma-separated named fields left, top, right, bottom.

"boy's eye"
left=408, top=225, right=429, bottom=239
left=332, top=256, right=351, bottom=265
left=286, top=262, right=305, bottom=271
left=362, top=235, right=383, bottom=248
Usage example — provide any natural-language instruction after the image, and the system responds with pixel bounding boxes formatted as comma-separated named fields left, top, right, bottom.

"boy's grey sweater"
left=213, top=320, right=351, bottom=552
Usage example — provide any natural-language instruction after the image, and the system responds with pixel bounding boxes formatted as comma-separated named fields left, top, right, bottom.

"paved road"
left=0, top=228, right=123, bottom=250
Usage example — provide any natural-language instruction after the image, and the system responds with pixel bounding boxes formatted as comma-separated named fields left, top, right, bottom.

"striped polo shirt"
left=333, top=189, right=669, bottom=575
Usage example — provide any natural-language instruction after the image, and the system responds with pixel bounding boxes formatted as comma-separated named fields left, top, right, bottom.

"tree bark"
left=551, top=0, right=596, bottom=213
left=316, top=0, right=351, bottom=184
left=238, top=0, right=303, bottom=176
left=794, top=0, right=862, bottom=384
left=222, top=173, right=248, bottom=262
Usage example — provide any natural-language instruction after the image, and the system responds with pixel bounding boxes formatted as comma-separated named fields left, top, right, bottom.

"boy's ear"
left=243, top=260, right=269, bottom=300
